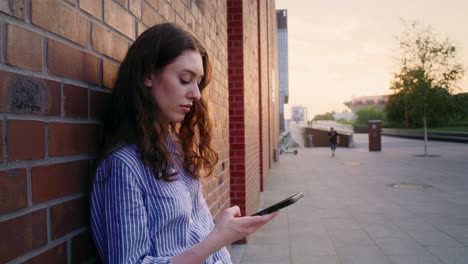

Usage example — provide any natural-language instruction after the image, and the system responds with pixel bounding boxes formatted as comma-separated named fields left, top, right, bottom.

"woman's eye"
left=180, top=79, right=190, bottom=84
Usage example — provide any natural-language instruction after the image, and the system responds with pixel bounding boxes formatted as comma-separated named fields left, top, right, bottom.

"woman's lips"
left=181, top=104, right=192, bottom=113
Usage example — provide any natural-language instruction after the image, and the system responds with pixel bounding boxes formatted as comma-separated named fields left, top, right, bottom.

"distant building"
left=277, top=9, right=289, bottom=132
left=344, top=95, right=389, bottom=112
left=291, top=106, right=307, bottom=122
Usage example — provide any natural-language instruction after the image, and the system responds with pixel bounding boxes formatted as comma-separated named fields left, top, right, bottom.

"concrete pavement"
left=230, top=134, right=468, bottom=264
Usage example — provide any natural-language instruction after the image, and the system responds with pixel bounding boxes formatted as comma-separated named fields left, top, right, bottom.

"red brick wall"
left=227, top=0, right=247, bottom=214
left=0, top=0, right=230, bottom=262
left=242, top=0, right=260, bottom=217
left=198, top=1, right=231, bottom=220
left=228, top=0, right=278, bottom=217
left=258, top=0, right=268, bottom=191
left=269, top=2, right=280, bottom=165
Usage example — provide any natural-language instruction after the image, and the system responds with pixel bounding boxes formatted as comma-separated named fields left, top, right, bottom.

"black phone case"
left=252, top=192, right=304, bottom=216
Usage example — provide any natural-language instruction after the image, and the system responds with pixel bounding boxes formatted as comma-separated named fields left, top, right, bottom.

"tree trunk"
left=423, top=109, right=428, bottom=157
left=404, top=93, right=408, bottom=128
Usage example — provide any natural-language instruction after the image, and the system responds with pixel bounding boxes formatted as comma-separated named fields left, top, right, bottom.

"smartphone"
left=252, top=192, right=304, bottom=216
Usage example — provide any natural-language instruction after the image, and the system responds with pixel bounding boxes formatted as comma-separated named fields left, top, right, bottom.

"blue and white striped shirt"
left=90, top=143, right=231, bottom=263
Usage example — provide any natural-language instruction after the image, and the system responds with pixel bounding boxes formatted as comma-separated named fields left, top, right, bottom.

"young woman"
left=90, top=23, right=277, bottom=264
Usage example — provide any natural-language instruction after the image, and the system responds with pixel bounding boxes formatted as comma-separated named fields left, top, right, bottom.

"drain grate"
left=390, top=183, right=432, bottom=189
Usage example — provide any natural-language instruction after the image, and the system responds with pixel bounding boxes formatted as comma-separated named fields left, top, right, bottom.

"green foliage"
left=337, top=119, right=354, bottom=125
left=312, top=111, right=335, bottom=121
left=385, top=93, right=406, bottom=127
left=354, top=107, right=386, bottom=127
left=386, top=86, right=456, bottom=128
left=451, top=92, right=468, bottom=121
left=386, top=20, right=465, bottom=128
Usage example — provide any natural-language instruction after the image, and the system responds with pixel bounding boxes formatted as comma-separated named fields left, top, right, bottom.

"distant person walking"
left=328, top=127, right=339, bottom=157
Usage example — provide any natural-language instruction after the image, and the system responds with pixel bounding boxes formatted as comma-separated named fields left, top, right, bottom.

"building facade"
left=0, top=0, right=279, bottom=262
left=291, top=105, right=307, bottom=123
left=277, top=9, right=288, bottom=132
left=344, top=95, right=389, bottom=112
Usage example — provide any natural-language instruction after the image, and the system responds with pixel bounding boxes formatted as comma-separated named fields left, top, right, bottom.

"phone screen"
left=252, top=192, right=304, bottom=216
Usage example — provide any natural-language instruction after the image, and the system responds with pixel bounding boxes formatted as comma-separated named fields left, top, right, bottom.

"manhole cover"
left=390, top=183, right=431, bottom=189
left=342, top=162, right=361, bottom=166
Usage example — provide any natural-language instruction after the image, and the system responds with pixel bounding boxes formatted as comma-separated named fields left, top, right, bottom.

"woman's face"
left=145, top=49, right=204, bottom=124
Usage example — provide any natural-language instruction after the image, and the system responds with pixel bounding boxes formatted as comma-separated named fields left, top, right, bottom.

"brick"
left=8, top=120, right=45, bottom=161
left=0, top=169, right=27, bottom=214
left=43, top=80, right=62, bottom=116
left=64, top=84, right=88, bottom=118
left=6, top=24, right=42, bottom=71
left=24, top=243, right=67, bottom=264
left=0, top=71, right=43, bottom=114
left=79, top=0, right=102, bottom=20
left=71, top=231, right=99, bottom=264
left=92, top=23, right=128, bottom=61
left=104, top=0, right=135, bottom=39
left=0, top=71, right=61, bottom=115
left=0, top=209, right=47, bottom=263
left=156, top=0, right=175, bottom=22
left=137, top=21, right=147, bottom=37
left=102, top=60, right=119, bottom=89
left=141, top=1, right=164, bottom=27
left=129, top=0, right=142, bottom=18
left=172, top=0, right=186, bottom=20
left=48, top=39, right=99, bottom=84
left=115, top=0, right=127, bottom=8
left=50, top=198, right=88, bottom=239
left=145, top=0, right=158, bottom=9
left=0, top=0, right=26, bottom=20
left=90, top=90, right=111, bottom=119
left=0, top=121, right=2, bottom=163
left=31, top=0, right=88, bottom=47
left=31, top=160, right=90, bottom=203
left=48, top=122, right=98, bottom=156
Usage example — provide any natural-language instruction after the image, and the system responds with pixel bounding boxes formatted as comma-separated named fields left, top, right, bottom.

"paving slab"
left=231, top=134, right=468, bottom=264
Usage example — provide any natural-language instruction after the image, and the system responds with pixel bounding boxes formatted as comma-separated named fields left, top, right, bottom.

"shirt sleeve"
left=96, top=157, right=172, bottom=264
left=211, top=247, right=232, bottom=264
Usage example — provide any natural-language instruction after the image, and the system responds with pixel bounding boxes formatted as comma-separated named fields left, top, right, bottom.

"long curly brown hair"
left=100, top=23, right=218, bottom=181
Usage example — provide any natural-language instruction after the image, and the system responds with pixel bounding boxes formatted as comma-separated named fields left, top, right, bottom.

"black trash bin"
left=368, top=120, right=381, bottom=151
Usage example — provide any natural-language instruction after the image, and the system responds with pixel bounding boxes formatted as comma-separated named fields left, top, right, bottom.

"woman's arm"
left=92, top=156, right=278, bottom=264
left=172, top=206, right=278, bottom=264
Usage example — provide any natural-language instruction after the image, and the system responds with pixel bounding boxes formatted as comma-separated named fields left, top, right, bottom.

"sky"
left=275, top=0, right=468, bottom=119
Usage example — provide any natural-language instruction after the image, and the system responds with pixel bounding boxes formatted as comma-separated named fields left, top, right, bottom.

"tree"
left=312, top=111, right=335, bottom=121
left=354, top=107, right=385, bottom=127
left=451, top=93, right=468, bottom=122
left=387, top=20, right=465, bottom=156
left=386, top=91, right=412, bottom=128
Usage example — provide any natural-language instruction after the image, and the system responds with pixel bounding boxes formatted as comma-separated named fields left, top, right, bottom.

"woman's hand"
left=172, top=206, right=278, bottom=264
left=209, top=206, right=279, bottom=247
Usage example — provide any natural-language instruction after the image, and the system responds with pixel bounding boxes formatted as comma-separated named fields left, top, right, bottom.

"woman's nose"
left=189, top=83, right=201, bottom=100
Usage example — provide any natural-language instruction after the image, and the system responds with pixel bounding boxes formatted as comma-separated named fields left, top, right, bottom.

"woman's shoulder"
left=94, top=144, right=149, bottom=182
left=111, top=144, right=139, bottom=159
left=100, top=145, right=143, bottom=170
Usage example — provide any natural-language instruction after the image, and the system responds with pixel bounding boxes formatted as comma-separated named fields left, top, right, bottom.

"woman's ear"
left=144, top=72, right=155, bottom=87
